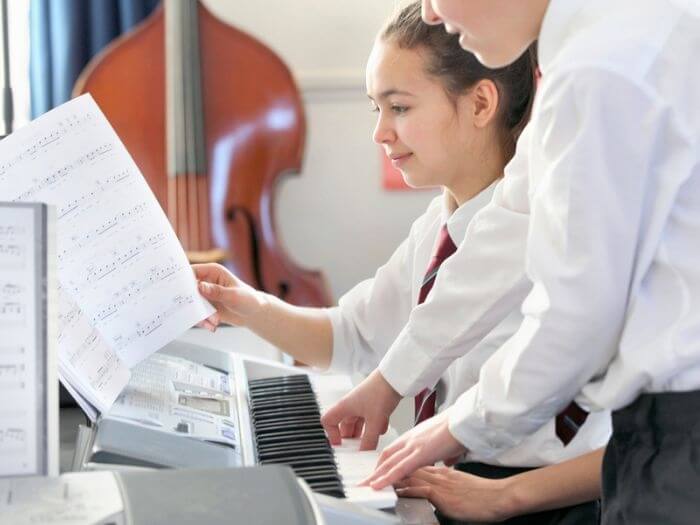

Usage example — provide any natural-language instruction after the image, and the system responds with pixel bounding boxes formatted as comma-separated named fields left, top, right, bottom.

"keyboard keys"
left=249, top=374, right=345, bottom=497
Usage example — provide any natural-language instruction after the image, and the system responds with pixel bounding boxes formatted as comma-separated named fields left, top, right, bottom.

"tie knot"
left=432, top=224, right=457, bottom=265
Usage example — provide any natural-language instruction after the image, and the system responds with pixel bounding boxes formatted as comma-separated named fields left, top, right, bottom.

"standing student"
left=194, top=3, right=608, bottom=522
left=336, top=1, right=700, bottom=524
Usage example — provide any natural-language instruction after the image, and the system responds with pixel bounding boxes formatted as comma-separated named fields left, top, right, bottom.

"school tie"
left=414, top=224, right=457, bottom=426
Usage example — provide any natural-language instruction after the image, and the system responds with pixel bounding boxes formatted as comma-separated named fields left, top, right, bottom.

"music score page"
left=0, top=94, right=215, bottom=414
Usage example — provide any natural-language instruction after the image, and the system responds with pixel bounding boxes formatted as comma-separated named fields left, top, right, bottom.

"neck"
left=447, top=153, right=503, bottom=207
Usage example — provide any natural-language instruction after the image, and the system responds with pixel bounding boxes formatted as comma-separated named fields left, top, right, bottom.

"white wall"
left=203, top=0, right=439, bottom=300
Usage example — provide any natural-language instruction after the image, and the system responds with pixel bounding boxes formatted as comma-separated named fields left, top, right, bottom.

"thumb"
left=198, top=281, right=232, bottom=303
left=320, top=402, right=348, bottom=446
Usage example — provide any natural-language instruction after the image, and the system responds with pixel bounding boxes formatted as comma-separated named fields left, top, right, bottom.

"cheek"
left=433, top=0, right=473, bottom=28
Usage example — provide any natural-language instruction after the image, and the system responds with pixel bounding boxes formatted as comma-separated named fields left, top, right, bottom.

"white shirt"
left=327, top=185, right=610, bottom=466
left=379, top=0, right=700, bottom=460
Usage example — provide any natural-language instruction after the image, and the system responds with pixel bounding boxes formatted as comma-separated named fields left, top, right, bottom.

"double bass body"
left=74, top=0, right=332, bottom=307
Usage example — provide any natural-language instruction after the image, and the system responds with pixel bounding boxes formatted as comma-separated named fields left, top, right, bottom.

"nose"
left=421, top=0, right=442, bottom=25
left=372, top=113, right=396, bottom=145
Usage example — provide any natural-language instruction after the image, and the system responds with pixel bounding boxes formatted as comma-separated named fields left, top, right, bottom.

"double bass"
left=74, top=0, right=332, bottom=307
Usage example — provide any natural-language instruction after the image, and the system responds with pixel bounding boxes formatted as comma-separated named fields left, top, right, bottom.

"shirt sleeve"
left=327, top=200, right=438, bottom=376
left=378, top=126, right=534, bottom=396
left=447, top=68, right=668, bottom=458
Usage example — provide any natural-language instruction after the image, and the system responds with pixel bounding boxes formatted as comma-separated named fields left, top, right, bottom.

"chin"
left=401, top=171, right=436, bottom=190
left=459, top=39, right=521, bottom=68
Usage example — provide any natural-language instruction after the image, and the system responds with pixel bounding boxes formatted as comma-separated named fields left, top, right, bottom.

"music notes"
left=0, top=94, right=214, bottom=415
left=0, top=205, right=44, bottom=476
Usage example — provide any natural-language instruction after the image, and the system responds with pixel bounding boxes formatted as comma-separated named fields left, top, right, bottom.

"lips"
left=389, top=152, right=413, bottom=168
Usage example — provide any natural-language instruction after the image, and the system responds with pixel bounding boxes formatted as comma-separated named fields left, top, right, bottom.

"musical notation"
left=0, top=94, right=213, bottom=416
left=84, top=233, right=168, bottom=284
left=0, top=302, right=25, bottom=324
left=14, top=144, right=114, bottom=203
left=57, top=169, right=133, bottom=220
left=112, top=293, right=196, bottom=353
left=0, top=203, right=48, bottom=476
left=0, top=284, right=23, bottom=297
left=0, top=243, right=25, bottom=269
left=0, top=112, right=96, bottom=180
left=0, top=428, right=26, bottom=445
left=57, top=290, right=130, bottom=415
left=0, top=225, right=25, bottom=238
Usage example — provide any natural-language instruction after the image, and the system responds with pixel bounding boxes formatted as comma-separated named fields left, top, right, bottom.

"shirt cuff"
left=377, top=328, right=443, bottom=397
left=446, top=386, right=522, bottom=461
left=325, top=306, right=355, bottom=374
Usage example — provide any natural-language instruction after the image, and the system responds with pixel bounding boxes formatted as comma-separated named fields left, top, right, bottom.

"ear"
left=468, top=79, right=499, bottom=128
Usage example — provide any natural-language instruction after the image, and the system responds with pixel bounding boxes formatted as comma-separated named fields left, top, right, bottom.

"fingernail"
left=199, top=282, right=211, bottom=292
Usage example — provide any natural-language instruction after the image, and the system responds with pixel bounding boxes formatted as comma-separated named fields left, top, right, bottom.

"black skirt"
left=602, top=390, right=700, bottom=525
left=437, top=462, right=599, bottom=525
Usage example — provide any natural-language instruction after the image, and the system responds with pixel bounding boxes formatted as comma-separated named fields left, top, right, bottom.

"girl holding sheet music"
left=194, top=3, right=610, bottom=523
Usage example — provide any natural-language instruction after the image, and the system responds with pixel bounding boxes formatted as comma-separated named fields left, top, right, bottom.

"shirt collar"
left=442, top=180, right=498, bottom=241
left=538, top=0, right=587, bottom=75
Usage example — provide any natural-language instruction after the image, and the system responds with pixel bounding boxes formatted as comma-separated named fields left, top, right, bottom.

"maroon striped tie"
left=414, top=224, right=457, bottom=426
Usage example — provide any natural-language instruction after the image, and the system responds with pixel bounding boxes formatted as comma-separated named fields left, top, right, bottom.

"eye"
left=369, top=102, right=379, bottom=113
left=391, top=105, right=409, bottom=114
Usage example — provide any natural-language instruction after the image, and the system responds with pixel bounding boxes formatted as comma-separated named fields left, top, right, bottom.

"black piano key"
left=258, top=449, right=332, bottom=461
left=257, top=442, right=331, bottom=453
left=307, top=483, right=345, bottom=497
left=256, top=429, right=327, bottom=444
left=254, top=417, right=323, bottom=430
left=257, top=441, right=331, bottom=454
left=268, top=457, right=337, bottom=469
left=250, top=394, right=318, bottom=408
left=249, top=375, right=309, bottom=386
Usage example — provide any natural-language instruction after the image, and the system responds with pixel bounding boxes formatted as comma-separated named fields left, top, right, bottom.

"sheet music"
left=0, top=95, right=215, bottom=412
left=0, top=206, right=43, bottom=477
left=0, top=472, right=124, bottom=524
left=56, top=289, right=129, bottom=415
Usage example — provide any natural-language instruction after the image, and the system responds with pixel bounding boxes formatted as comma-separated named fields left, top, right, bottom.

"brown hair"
left=381, top=1, right=537, bottom=160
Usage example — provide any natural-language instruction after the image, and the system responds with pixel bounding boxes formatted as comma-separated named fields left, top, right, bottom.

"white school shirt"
left=326, top=184, right=610, bottom=467
left=379, top=0, right=700, bottom=460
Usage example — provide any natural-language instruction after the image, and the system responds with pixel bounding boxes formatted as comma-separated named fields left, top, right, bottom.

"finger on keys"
left=320, top=405, right=344, bottom=446
left=353, top=419, right=364, bottom=438
left=359, top=441, right=410, bottom=486
left=393, top=471, right=432, bottom=491
left=340, top=417, right=359, bottom=439
left=370, top=450, right=424, bottom=490
left=395, top=485, right=431, bottom=500
left=359, top=421, right=383, bottom=451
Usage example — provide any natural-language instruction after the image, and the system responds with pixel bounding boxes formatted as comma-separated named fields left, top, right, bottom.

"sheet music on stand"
left=0, top=202, right=58, bottom=477
left=0, top=94, right=215, bottom=419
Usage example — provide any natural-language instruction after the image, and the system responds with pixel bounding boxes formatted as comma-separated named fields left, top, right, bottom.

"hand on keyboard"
left=320, top=370, right=401, bottom=451
left=362, top=410, right=467, bottom=490
left=394, top=465, right=514, bottom=522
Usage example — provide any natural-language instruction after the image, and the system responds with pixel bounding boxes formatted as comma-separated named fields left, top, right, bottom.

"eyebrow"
left=367, top=89, right=415, bottom=101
